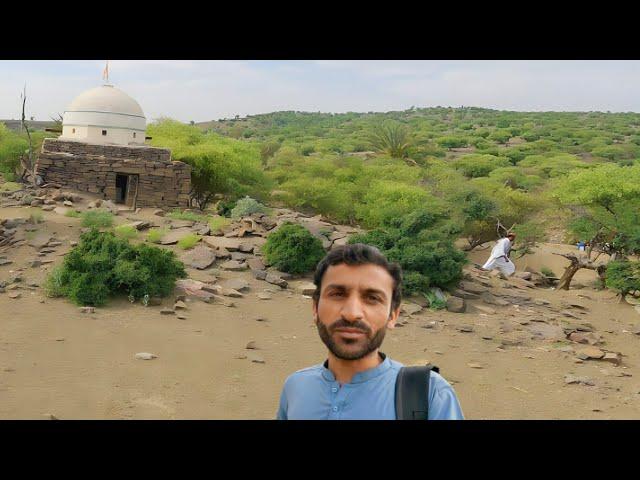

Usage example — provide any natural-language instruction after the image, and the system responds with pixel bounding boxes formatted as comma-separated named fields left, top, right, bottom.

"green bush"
left=217, top=199, right=237, bottom=217
left=230, top=196, right=268, bottom=219
left=605, top=261, right=640, bottom=296
left=81, top=209, right=114, bottom=228
left=209, top=216, right=231, bottom=233
left=146, top=228, right=167, bottom=244
left=540, top=266, right=556, bottom=278
left=65, top=210, right=81, bottom=218
left=262, top=222, right=326, bottom=274
left=167, top=209, right=208, bottom=223
left=45, top=229, right=186, bottom=306
left=177, top=233, right=201, bottom=250
left=114, top=225, right=139, bottom=240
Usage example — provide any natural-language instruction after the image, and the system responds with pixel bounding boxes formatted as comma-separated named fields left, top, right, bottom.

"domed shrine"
left=35, top=73, right=191, bottom=209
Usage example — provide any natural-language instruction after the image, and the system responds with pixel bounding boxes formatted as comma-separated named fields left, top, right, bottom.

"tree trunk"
left=557, top=261, right=581, bottom=290
left=553, top=252, right=608, bottom=291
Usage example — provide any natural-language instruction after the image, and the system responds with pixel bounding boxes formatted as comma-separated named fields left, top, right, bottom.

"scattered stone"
left=576, top=347, right=605, bottom=360
left=8, top=291, right=20, bottom=299
left=55, top=337, right=65, bottom=342
left=458, top=281, right=488, bottom=295
left=564, top=375, right=595, bottom=386
left=481, top=335, right=494, bottom=340
left=481, top=292, right=510, bottom=307
left=41, top=205, right=55, bottom=211
left=220, top=260, right=249, bottom=271
left=160, top=308, right=175, bottom=315
left=153, top=209, right=165, bottom=217
left=568, top=332, right=601, bottom=345
left=0, top=257, right=13, bottom=266
left=246, top=341, right=258, bottom=350
left=514, top=272, right=532, bottom=281
left=265, top=273, right=288, bottom=288
left=247, top=258, right=266, bottom=271
left=558, top=346, right=575, bottom=353
left=475, top=305, right=497, bottom=315
left=27, top=232, right=52, bottom=250
left=451, top=289, right=479, bottom=300
left=446, top=296, right=466, bottom=313
left=253, top=270, right=268, bottom=281
left=220, top=278, right=251, bottom=292
left=63, top=200, right=73, bottom=207
left=296, top=282, right=317, bottom=297
left=458, top=325, right=474, bottom=333
left=467, top=363, right=483, bottom=369
left=221, top=288, right=244, bottom=298
left=202, top=236, right=243, bottom=252
left=602, top=352, right=622, bottom=366
left=79, top=307, right=95, bottom=314
left=135, top=352, right=158, bottom=360
left=174, top=301, right=187, bottom=310
left=248, top=352, right=266, bottom=364
left=181, top=245, right=217, bottom=270
left=257, top=293, right=272, bottom=300
left=177, top=315, right=187, bottom=320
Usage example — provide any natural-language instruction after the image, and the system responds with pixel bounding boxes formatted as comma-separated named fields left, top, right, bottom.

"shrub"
left=217, top=198, right=237, bottom=217
left=146, top=228, right=167, bottom=244
left=605, top=261, right=640, bottom=296
left=65, top=210, right=81, bottom=218
left=262, top=222, right=326, bottom=274
left=0, top=181, right=22, bottom=192
left=81, top=209, right=114, bottom=228
left=45, top=229, right=186, bottom=306
left=209, top=216, right=231, bottom=233
left=230, top=196, right=268, bottom=219
left=367, top=121, right=412, bottom=158
left=167, top=209, right=208, bottom=223
left=44, top=265, right=66, bottom=298
left=114, top=225, right=139, bottom=241
left=177, top=233, right=201, bottom=250
left=540, top=266, right=556, bottom=278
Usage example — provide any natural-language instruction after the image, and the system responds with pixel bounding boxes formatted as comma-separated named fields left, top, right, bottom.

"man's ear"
left=387, top=306, right=400, bottom=329
left=312, top=299, right=319, bottom=323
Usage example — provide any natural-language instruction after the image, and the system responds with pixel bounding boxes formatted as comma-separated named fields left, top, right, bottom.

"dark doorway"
left=115, top=174, right=128, bottom=204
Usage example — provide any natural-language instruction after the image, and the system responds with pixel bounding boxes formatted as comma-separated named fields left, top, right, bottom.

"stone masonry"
left=35, top=138, right=191, bottom=208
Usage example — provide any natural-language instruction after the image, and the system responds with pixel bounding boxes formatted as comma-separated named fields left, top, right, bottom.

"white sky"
left=1, top=60, right=639, bottom=123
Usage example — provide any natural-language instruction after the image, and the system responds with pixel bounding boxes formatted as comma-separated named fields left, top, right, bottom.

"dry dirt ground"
left=1, top=203, right=640, bottom=419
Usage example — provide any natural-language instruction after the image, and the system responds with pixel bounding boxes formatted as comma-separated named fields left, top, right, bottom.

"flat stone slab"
left=220, top=278, right=251, bottom=292
left=220, top=260, right=248, bottom=271
left=169, top=220, right=195, bottom=229
left=202, top=236, right=243, bottom=252
left=181, top=245, right=217, bottom=270
left=27, top=233, right=52, bottom=250
left=160, top=228, right=194, bottom=245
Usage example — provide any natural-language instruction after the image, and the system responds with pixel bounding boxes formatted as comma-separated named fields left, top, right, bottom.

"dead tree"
left=553, top=253, right=607, bottom=290
left=19, top=85, right=37, bottom=186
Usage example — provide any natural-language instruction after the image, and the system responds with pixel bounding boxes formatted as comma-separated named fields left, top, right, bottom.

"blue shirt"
left=276, top=353, right=464, bottom=420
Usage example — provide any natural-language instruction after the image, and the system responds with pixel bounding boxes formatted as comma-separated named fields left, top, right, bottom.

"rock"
left=238, top=243, right=254, bottom=254
left=135, top=352, right=158, bottom=360
left=568, top=332, right=601, bottom=345
left=475, top=305, right=497, bottom=315
left=467, top=363, right=483, bottom=369
left=174, top=301, right=187, bottom=310
left=253, top=270, right=268, bottom=281
left=147, top=296, right=162, bottom=306
left=79, top=307, right=95, bottom=314
left=43, top=413, right=59, bottom=420
left=257, top=293, right=272, bottom=300
left=245, top=341, right=258, bottom=350
left=248, top=352, right=266, bottom=364
left=576, top=347, right=605, bottom=360
left=265, top=273, right=288, bottom=288
left=63, top=200, right=73, bottom=207
left=0, top=258, right=13, bottom=266
left=8, top=291, right=20, bottom=299
left=458, top=325, right=474, bottom=333
left=451, top=289, right=479, bottom=300
left=160, top=228, right=195, bottom=245
left=30, top=199, right=43, bottom=207
left=602, top=352, right=622, bottom=366
left=401, top=302, right=423, bottom=316
left=230, top=252, right=252, bottom=261
left=160, top=308, right=175, bottom=315
left=27, top=232, right=52, bottom=250
left=220, top=278, right=250, bottom=292
left=458, top=281, right=489, bottom=295
left=202, top=236, right=243, bottom=252
left=222, top=288, right=244, bottom=298
left=220, top=260, right=248, bottom=271
left=481, top=335, right=493, bottom=340
left=514, top=272, right=532, bottom=281
left=169, top=219, right=195, bottom=229
left=446, top=296, right=466, bottom=313
left=632, top=324, right=640, bottom=335
left=561, top=310, right=582, bottom=320
left=558, top=346, right=574, bottom=353
left=564, top=375, right=595, bottom=386
left=125, top=221, right=152, bottom=231
left=177, top=315, right=187, bottom=320
left=481, top=292, right=510, bottom=307
left=153, top=209, right=165, bottom=217
left=181, top=245, right=217, bottom=270
left=247, top=258, right=266, bottom=271
left=430, top=287, right=446, bottom=302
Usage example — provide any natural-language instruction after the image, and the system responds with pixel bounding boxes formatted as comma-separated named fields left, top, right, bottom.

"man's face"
left=313, top=263, right=399, bottom=361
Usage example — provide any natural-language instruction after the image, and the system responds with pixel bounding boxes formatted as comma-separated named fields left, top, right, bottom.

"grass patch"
left=167, top=209, right=208, bottom=223
left=25, top=231, right=36, bottom=241
left=0, top=182, right=22, bottom=193
left=29, top=211, right=44, bottom=224
left=177, top=233, right=201, bottom=250
left=146, top=228, right=168, bottom=244
left=44, top=265, right=66, bottom=298
left=540, top=266, right=556, bottom=278
left=114, top=225, right=139, bottom=241
left=65, top=210, right=82, bottom=218
left=81, top=209, right=114, bottom=228
left=209, top=215, right=231, bottom=232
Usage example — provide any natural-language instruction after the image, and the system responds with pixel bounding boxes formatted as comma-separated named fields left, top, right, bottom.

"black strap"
left=394, top=364, right=439, bottom=420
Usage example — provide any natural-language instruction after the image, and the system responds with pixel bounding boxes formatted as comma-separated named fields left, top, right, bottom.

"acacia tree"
left=553, top=163, right=640, bottom=289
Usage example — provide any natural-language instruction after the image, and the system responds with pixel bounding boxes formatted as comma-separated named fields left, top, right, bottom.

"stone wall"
left=35, top=138, right=191, bottom=208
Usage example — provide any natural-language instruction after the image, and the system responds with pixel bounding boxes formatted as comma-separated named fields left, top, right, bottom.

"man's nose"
left=341, top=294, right=364, bottom=321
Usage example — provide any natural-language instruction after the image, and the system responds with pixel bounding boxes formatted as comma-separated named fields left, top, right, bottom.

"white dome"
left=60, top=84, right=146, bottom=146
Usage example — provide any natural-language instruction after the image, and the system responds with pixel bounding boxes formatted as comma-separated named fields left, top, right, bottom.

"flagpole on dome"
left=102, top=60, right=111, bottom=86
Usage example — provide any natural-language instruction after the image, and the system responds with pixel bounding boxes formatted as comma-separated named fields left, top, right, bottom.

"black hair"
left=312, top=243, right=403, bottom=312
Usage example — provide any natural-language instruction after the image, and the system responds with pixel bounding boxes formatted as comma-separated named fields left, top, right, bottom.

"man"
left=482, top=232, right=516, bottom=277
left=276, top=243, right=463, bottom=420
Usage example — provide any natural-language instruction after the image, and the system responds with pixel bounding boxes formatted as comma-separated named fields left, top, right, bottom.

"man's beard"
left=316, top=316, right=387, bottom=361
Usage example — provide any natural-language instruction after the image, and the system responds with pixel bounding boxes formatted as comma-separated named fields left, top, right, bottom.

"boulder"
left=602, top=352, right=622, bottom=366
left=576, top=347, right=605, bottom=360
left=220, top=260, right=248, bottom=271
left=253, top=270, right=268, bottom=281
left=181, top=245, right=217, bottom=270
left=401, top=302, right=423, bottom=316
left=446, top=296, right=466, bottom=313
left=247, top=258, right=266, bottom=271
left=160, top=228, right=194, bottom=245
left=265, top=273, right=288, bottom=288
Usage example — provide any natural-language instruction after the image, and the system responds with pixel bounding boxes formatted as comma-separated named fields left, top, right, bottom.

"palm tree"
left=367, top=120, right=412, bottom=159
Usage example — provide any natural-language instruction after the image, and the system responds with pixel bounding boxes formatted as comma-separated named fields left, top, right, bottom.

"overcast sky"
left=1, top=60, right=640, bottom=123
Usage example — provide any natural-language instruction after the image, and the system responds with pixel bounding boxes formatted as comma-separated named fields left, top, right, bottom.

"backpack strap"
left=394, top=364, right=439, bottom=420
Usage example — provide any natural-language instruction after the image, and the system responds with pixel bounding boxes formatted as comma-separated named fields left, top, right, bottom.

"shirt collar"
left=321, top=352, right=392, bottom=384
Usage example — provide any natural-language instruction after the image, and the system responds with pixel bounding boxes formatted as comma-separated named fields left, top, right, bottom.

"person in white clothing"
left=482, top=232, right=516, bottom=277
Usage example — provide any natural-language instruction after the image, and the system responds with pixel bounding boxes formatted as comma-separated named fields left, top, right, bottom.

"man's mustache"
left=328, top=318, right=371, bottom=335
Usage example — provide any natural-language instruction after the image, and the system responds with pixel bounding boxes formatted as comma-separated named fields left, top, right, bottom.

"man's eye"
left=367, top=295, right=380, bottom=302
left=329, top=291, right=344, bottom=297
